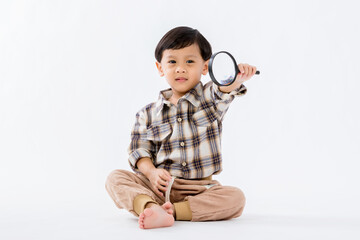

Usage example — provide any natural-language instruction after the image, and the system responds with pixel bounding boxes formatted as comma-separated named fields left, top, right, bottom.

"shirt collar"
left=155, top=81, right=203, bottom=115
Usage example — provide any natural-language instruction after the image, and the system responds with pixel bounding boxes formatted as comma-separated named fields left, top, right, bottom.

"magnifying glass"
left=208, top=51, right=260, bottom=86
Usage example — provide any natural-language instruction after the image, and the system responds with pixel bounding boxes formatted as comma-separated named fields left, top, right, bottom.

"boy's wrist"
left=136, top=157, right=156, bottom=178
left=218, top=80, right=243, bottom=93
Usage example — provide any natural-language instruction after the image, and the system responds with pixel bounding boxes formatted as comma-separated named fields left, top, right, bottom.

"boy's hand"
left=148, top=168, right=172, bottom=197
left=235, top=63, right=257, bottom=84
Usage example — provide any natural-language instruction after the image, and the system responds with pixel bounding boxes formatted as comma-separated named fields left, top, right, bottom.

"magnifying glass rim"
left=208, top=51, right=239, bottom=86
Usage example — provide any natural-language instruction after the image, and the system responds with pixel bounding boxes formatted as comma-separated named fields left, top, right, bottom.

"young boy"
left=105, top=26, right=257, bottom=229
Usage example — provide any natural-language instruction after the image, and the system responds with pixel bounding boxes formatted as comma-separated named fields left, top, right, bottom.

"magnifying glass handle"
left=239, top=70, right=260, bottom=75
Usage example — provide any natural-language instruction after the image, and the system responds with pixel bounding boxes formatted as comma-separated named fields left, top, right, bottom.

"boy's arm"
left=127, top=109, right=156, bottom=172
left=136, top=157, right=156, bottom=179
left=127, top=107, right=172, bottom=194
left=208, top=81, right=247, bottom=122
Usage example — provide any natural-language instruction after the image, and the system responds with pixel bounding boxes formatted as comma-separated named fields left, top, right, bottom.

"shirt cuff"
left=128, top=148, right=153, bottom=170
left=213, top=83, right=247, bottom=100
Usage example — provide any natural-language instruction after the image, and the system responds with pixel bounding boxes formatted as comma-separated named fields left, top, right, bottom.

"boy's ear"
left=155, top=61, right=164, bottom=77
left=202, top=60, right=209, bottom=75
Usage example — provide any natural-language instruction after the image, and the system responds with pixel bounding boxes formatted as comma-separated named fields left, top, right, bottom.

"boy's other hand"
left=148, top=169, right=172, bottom=197
left=235, top=63, right=257, bottom=84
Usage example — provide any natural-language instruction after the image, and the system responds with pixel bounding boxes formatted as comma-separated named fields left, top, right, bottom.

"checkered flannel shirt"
left=128, top=80, right=247, bottom=179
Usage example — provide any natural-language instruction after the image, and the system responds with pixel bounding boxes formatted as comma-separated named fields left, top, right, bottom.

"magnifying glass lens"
left=212, top=52, right=237, bottom=86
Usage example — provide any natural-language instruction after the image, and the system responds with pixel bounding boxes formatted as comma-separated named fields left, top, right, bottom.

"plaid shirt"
left=128, top=80, right=247, bottom=179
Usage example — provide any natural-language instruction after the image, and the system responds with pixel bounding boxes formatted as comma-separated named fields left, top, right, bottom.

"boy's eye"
left=168, top=60, right=194, bottom=64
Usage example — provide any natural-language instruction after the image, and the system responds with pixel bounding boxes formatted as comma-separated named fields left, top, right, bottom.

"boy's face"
left=156, top=44, right=209, bottom=98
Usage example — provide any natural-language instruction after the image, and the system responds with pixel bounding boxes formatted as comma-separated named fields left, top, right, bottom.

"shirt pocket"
left=146, top=122, right=172, bottom=142
left=192, top=106, right=218, bottom=127
left=192, top=107, right=219, bottom=138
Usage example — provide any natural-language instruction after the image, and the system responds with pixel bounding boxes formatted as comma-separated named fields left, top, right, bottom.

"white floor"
left=1, top=199, right=359, bottom=240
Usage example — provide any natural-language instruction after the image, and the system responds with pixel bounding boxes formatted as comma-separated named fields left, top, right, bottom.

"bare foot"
left=162, top=201, right=175, bottom=216
left=138, top=203, right=175, bottom=229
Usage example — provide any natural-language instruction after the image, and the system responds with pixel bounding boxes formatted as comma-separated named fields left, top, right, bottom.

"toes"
left=163, top=202, right=172, bottom=209
left=138, top=214, right=145, bottom=229
left=143, top=208, right=154, bottom=217
left=162, top=202, right=174, bottom=215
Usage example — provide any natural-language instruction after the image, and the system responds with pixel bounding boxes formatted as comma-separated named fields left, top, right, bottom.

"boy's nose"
left=176, top=66, right=186, bottom=73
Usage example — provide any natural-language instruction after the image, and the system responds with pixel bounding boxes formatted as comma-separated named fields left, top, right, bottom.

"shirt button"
left=182, top=162, right=187, bottom=167
left=177, top=117, right=182, bottom=122
left=180, top=141, right=185, bottom=147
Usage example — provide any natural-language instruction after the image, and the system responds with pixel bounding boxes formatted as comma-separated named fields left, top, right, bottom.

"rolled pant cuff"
left=133, top=194, right=158, bottom=215
left=174, top=201, right=192, bottom=221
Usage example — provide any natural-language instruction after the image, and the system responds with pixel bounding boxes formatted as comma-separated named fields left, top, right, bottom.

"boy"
left=105, top=26, right=257, bottom=229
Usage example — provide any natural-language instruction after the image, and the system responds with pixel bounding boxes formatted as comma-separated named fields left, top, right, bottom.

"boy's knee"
left=234, top=187, right=246, bottom=205
left=229, top=187, right=246, bottom=217
left=105, top=169, right=131, bottom=189
left=219, top=186, right=246, bottom=217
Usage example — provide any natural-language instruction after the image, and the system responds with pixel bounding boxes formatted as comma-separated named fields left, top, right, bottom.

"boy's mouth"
left=175, top=77, right=187, bottom=82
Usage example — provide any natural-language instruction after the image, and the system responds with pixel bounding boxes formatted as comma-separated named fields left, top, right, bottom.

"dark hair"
left=155, top=26, right=212, bottom=62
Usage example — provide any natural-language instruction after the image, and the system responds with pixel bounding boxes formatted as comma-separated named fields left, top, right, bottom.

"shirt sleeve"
left=127, top=108, right=156, bottom=172
left=207, top=81, right=247, bottom=121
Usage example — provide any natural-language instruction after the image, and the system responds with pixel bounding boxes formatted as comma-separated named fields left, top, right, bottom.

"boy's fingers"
left=157, top=178, right=168, bottom=187
left=238, top=64, right=245, bottom=74
left=151, top=183, right=163, bottom=195
left=153, top=182, right=166, bottom=195
left=244, top=64, right=249, bottom=75
left=249, top=66, right=253, bottom=75
left=159, top=173, right=167, bottom=182
left=160, top=171, right=168, bottom=178
left=156, top=178, right=169, bottom=192
left=161, top=170, right=172, bottom=180
left=157, top=184, right=167, bottom=192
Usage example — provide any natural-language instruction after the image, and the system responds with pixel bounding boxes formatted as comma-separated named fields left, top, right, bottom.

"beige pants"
left=105, top=169, right=246, bottom=222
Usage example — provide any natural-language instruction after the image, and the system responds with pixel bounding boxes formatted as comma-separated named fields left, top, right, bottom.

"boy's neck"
left=169, top=94, right=179, bottom=106
left=169, top=91, right=185, bottom=106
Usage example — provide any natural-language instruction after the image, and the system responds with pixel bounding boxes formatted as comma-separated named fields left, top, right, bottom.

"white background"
left=1, top=0, right=359, bottom=239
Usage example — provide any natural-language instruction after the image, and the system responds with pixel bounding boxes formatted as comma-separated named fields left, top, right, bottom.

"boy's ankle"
left=145, top=202, right=157, bottom=209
